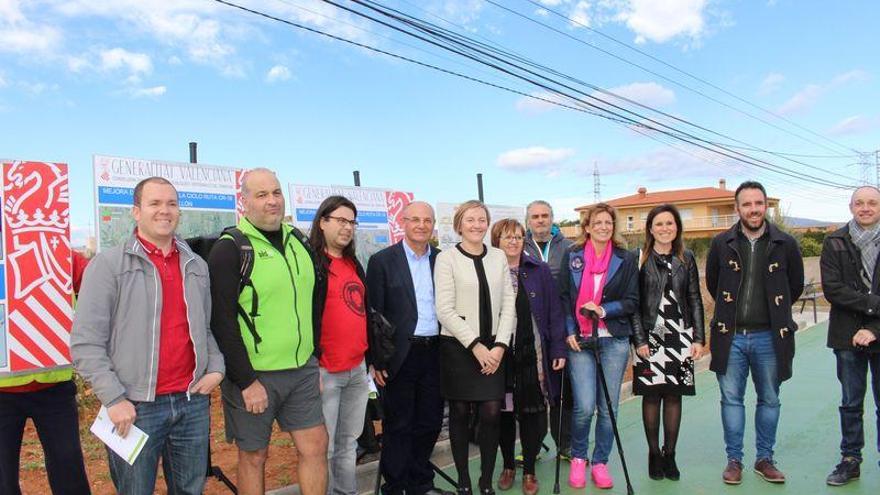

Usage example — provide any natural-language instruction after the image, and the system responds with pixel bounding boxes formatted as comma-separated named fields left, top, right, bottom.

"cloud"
left=128, top=85, right=166, bottom=98
left=18, top=81, right=60, bottom=95
left=616, top=0, right=708, bottom=45
left=569, top=1, right=591, bottom=27
left=831, top=69, right=869, bottom=86
left=828, top=115, right=875, bottom=136
left=100, top=48, right=152, bottom=75
left=43, top=0, right=380, bottom=77
left=266, top=64, right=291, bottom=83
left=777, top=69, right=869, bottom=115
left=777, top=83, right=822, bottom=115
left=0, top=74, right=6, bottom=88
left=497, top=146, right=576, bottom=172
left=600, top=82, right=676, bottom=107
left=758, top=73, right=784, bottom=95
left=576, top=147, right=747, bottom=181
left=428, top=0, right=484, bottom=26
left=0, top=0, right=63, bottom=55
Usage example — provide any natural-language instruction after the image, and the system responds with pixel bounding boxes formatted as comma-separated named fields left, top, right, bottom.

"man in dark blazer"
left=706, top=181, right=804, bottom=486
left=367, top=201, right=448, bottom=495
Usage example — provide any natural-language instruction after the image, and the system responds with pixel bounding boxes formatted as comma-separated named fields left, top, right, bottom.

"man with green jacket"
left=209, top=168, right=328, bottom=495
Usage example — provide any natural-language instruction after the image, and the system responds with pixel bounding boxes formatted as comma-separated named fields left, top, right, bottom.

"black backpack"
left=187, top=225, right=312, bottom=353
left=186, top=227, right=262, bottom=350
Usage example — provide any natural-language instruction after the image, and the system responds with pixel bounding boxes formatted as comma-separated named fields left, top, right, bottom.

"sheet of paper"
left=90, top=405, right=149, bottom=466
left=368, top=371, right=379, bottom=398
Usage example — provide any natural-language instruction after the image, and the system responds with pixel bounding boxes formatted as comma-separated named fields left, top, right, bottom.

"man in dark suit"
left=367, top=201, right=448, bottom=495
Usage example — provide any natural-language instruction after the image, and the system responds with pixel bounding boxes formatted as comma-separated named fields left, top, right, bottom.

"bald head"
left=403, top=201, right=435, bottom=220
left=402, top=201, right=435, bottom=251
left=241, top=167, right=285, bottom=231
left=850, top=186, right=880, bottom=228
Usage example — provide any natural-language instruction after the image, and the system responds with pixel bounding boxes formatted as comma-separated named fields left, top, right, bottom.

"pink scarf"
left=575, top=241, right=612, bottom=337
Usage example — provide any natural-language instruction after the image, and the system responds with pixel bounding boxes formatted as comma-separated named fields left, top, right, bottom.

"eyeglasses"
left=403, top=217, right=435, bottom=226
left=325, top=215, right=358, bottom=228
left=502, top=235, right=524, bottom=242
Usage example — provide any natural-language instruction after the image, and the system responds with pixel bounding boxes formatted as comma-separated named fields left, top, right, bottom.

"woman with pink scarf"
left=557, top=203, right=643, bottom=490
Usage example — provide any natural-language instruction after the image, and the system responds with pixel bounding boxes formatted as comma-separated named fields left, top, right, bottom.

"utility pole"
left=189, top=142, right=197, bottom=164
left=477, top=173, right=484, bottom=202
left=875, top=150, right=879, bottom=188
left=353, top=170, right=361, bottom=187
left=858, top=151, right=873, bottom=185
left=593, top=161, right=601, bottom=203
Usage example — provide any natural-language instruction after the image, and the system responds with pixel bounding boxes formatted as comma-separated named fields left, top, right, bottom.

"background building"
left=573, top=179, right=780, bottom=239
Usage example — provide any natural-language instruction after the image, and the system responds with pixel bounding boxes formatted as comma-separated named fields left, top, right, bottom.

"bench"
left=798, top=281, right=823, bottom=324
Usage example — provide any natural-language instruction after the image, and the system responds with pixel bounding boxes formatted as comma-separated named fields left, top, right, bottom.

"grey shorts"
left=221, top=356, right=324, bottom=452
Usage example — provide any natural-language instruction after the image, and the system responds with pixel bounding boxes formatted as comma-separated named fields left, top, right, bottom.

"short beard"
left=531, top=230, right=552, bottom=242
left=741, top=217, right=765, bottom=233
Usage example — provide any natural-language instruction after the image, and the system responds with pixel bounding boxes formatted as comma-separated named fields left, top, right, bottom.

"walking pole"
left=583, top=308, right=635, bottom=495
left=552, top=364, right=567, bottom=494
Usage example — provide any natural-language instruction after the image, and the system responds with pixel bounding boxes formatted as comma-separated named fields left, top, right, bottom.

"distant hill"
left=784, top=216, right=841, bottom=228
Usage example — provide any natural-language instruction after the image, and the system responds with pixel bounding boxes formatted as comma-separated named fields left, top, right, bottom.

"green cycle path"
left=441, top=322, right=879, bottom=494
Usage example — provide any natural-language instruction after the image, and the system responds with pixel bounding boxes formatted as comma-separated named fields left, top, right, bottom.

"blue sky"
left=1, top=0, right=878, bottom=245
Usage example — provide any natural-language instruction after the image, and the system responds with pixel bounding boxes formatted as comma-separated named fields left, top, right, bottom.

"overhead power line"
left=212, top=0, right=859, bottom=190
left=517, top=0, right=858, bottom=157
left=344, top=0, right=858, bottom=188
left=365, top=0, right=858, bottom=182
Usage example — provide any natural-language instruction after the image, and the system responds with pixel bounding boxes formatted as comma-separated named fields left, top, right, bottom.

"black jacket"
left=631, top=249, right=706, bottom=347
left=705, top=222, right=804, bottom=381
left=820, top=225, right=880, bottom=353
left=558, top=244, right=641, bottom=344
left=366, top=241, right=440, bottom=377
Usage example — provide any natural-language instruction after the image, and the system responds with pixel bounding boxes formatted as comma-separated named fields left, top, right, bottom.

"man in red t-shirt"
left=72, top=177, right=225, bottom=495
left=308, top=195, right=371, bottom=495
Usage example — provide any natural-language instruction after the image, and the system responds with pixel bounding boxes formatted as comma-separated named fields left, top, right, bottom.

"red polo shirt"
left=138, top=233, right=195, bottom=395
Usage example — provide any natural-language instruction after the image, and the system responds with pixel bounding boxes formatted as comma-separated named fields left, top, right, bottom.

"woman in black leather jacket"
left=631, top=204, right=705, bottom=481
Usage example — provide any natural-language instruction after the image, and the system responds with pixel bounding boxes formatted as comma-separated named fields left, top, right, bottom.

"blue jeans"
left=568, top=336, right=630, bottom=464
left=321, top=360, right=370, bottom=495
left=107, top=392, right=210, bottom=495
left=717, top=331, right=780, bottom=462
left=835, top=349, right=880, bottom=462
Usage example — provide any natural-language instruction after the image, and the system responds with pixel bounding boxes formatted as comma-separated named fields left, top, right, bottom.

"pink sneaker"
left=591, top=463, right=614, bottom=489
left=568, top=458, right=587, bottom=488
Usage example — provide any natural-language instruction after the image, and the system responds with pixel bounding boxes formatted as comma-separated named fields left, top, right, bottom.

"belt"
left=734, top=327, right=771, bottom=335
left=409, top=335, right=439, bottom=345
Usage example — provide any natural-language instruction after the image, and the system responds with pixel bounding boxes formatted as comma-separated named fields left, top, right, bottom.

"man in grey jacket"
left=72, top=177, right=225, bottom=495
left=523, top=200, right=574, bottom=458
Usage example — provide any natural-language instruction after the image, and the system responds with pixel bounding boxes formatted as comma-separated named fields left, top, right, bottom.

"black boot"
left=457, top=486, right=473, bottom=495
left=648, top=451, right=664, bottom=480
left=662, top=447, right=680, bottom=480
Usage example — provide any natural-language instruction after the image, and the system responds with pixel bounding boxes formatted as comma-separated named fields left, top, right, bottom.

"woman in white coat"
left=435, top=200, right=516, bottom=495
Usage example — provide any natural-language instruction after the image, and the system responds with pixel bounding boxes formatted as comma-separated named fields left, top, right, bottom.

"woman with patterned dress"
left=631, top=204, right=706, bottom=481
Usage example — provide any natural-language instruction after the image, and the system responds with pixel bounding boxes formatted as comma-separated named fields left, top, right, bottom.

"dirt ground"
left=18, top=386, right=300, bottom=494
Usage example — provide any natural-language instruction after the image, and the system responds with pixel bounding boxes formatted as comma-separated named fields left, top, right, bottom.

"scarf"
left=849, top=219, right=880, bottom=288
left=575, top=241, right=612, bottom=337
